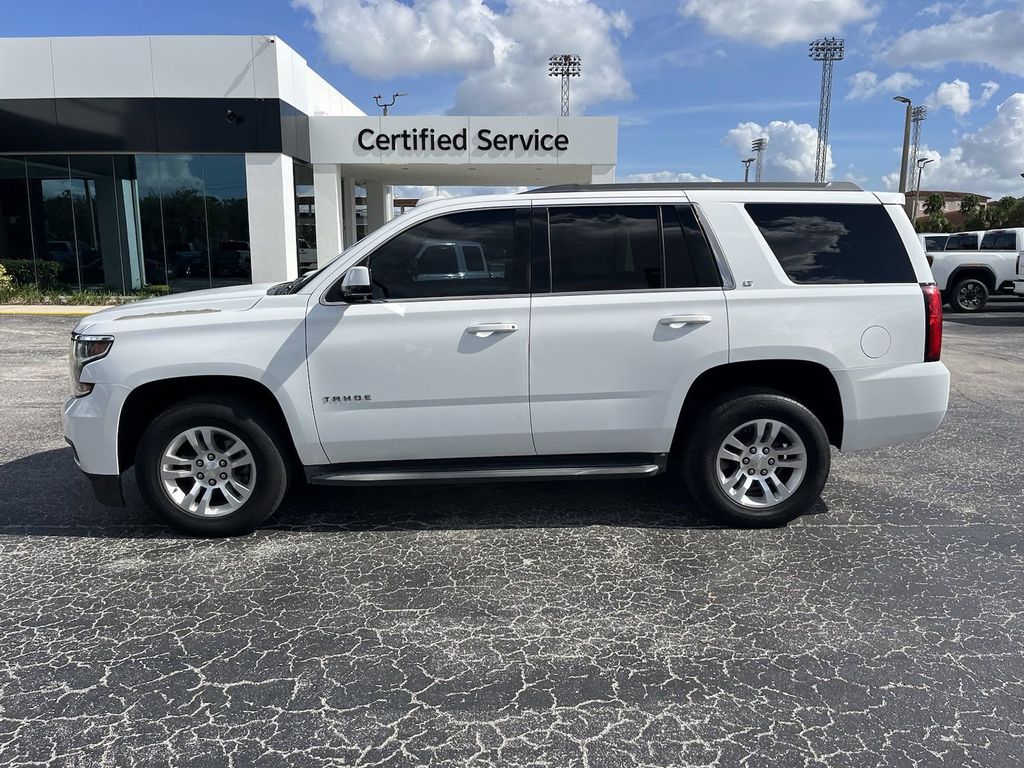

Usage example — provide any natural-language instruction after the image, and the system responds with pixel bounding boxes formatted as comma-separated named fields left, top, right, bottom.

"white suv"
left=64, top=182, right=950, bottom=536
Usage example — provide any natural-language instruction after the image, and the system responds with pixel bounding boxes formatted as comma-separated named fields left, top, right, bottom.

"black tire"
left=949, top=277, right=989, bottom=313
left=682, top=391, right=830, bottom=528
left=135, top=397, right=290, bottom=536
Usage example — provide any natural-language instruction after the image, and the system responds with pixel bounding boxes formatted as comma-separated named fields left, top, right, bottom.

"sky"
left=6, top=0, right=1024, bottom=198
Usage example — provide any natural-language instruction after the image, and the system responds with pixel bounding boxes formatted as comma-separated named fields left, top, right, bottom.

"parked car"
left=64, top=182, right=949, bottom=536
left=212, top=240, right=251, bottom=278
left=409, top=239, right=497, bottom=282
left=927, top=228, right=1023, bottom=312
left=298, top=239, right=317, bottom=272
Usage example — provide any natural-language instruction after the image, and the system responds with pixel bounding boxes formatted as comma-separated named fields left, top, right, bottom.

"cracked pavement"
left=1, top=305, right=1023, bottom=767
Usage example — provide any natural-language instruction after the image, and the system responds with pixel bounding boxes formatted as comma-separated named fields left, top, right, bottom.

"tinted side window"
left=924, top=236, right=947, bottom=251
left=363, top=209, right=526, bottom=299
left=549, top=206, right=661, bottom=292
left=663, top=205, right=722, bottom=288
left=984, top=232, right=1018, bottom=250
left=746, top=203, right=917, bottom=284
left=948, top=234, right=978, bottom=251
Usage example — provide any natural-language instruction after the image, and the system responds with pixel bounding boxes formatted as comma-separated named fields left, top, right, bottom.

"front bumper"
left=836, top=361, right=951, bottom=452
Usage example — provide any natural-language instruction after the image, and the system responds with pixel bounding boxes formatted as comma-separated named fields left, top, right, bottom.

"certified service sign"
left=310, top=115, right=617, bottom=168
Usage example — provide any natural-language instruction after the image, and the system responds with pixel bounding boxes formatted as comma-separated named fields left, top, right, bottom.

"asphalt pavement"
left=1, top=301, right=1022, bottom=767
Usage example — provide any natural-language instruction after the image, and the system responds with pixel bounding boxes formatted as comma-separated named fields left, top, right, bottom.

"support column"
left=244, top=153, right=297, bottom=284
left=342, top=177, right=357, bottom=247
left=365, top=181, right=393, bottom=234
left=313, top=163, right=343, bottom=268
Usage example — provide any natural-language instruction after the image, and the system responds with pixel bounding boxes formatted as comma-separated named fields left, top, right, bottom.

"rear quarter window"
left=745, top=203, right=917, bottom=284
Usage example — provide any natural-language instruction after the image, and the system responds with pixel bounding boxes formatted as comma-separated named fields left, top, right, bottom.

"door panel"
left=306, top=297, right=533, bottom=464
left=529, top=291, right=728, bottom=455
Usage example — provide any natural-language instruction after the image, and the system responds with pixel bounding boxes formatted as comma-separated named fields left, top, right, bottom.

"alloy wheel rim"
left=958, top=282, right=984, bottom=310
left=715, top=418, right=807, bottom=510
left=159, top=426, right=257, bottom=518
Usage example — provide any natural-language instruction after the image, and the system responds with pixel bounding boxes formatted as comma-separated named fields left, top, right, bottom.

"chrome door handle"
left=659, top=314, right=712, bottom=329
left=466, top=323, right=519, bottom=337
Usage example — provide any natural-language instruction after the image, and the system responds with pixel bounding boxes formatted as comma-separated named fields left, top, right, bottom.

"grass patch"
left=0, top=284, right=169, bottom=306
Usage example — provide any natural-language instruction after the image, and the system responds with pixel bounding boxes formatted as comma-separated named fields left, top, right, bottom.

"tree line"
left=916, top=193, right=1024, bottom=233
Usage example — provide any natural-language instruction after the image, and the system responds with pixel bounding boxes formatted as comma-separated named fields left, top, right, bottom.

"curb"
left=0, top=306, right=98, bottom=316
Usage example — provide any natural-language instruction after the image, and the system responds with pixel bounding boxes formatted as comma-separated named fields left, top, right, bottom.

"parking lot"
left=1, top=305, right=1023, bottom=767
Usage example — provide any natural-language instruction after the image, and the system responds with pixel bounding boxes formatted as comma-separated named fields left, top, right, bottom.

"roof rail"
left=522, top=181, right=864, bottom=194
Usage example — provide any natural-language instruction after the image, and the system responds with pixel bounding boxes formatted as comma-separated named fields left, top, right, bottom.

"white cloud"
left=924, top=79, right=1001, bottom=117
left=846, top=70, right=923, bottom=101
left=295, top=0, right=633, bottom=115
left=926, top=79, right=972, bottom=116
left=882, top=92, right=1024, bottom=197
left=624, top=171, right=723, bottom=183
left=722, top=121, right=831, bottom=182
left=679, top=0, right=876, bottom=46
left=884, top=9, right=1024, bottom=77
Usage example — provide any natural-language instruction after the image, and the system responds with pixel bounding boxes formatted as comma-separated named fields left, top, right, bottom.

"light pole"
left=893, top=96, right=912, bottom=193
left=751, top=138, right=767, bottom=182
left=373, top=92, right=408, bottom=116
left=742, top=158, right=756, bottom=183
left=548, top=54, right=582, bottom=116
left=809, top=37, right=845, bottom=183
left=913, top=157, right=934, bottom=221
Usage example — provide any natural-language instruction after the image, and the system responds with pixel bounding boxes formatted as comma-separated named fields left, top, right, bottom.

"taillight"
left=922, top=283, right=942, bottom=362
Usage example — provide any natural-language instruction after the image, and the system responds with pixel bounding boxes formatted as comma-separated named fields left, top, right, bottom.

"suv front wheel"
left=135, top=398, right=290, bottom=536
left=683, top=392, right=831, bottom=527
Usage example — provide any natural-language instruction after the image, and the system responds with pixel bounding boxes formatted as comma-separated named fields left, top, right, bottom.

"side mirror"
left=340, top=265, right=372, bottom=303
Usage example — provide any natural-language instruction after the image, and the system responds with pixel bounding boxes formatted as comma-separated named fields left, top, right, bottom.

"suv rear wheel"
left=135, top=398, right=290, bottom=536
left=949, top=277, right=989, bottom=313
left=682, top=392, right=830, bottom=527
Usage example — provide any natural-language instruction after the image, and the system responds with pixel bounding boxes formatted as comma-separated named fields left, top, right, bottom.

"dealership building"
left=0, top=35, right=618, bottom=293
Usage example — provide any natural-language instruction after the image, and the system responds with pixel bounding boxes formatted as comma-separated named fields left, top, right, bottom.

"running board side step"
left=307, top=455, right=666, bottom=486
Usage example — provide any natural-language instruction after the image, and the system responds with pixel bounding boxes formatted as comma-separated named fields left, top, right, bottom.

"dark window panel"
left=135, top=154, right=168, bottom=288
left=358, top=208, right=525, bottom=300
left=154, top=100, right=260, bottom=154
left=25, top=155, right=80, bottom=289
left=54, top=99, right=158, bottom=153
left=158, top=155, right=211, bottom=292
left=0, top=100, right=59, bottom=153
left=0, top=157, right=35, bottom=272
left=746, top=203, right=917, bottom=284
left=549, top=205, right=662, bottom=293
left=205, top=154, right=251, bottom=288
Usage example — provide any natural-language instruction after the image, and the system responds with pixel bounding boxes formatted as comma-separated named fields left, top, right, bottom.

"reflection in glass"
left=0, top=157, right=34, bottom=277
left=136, top=154, right=168, bottom=287
left=26, top=156, right=79, bottom=288
left=159, top=155, right=210, bottom=293
left=204, top=155, right=250, bottom=287
left=294, top=161, right=315, bottom=274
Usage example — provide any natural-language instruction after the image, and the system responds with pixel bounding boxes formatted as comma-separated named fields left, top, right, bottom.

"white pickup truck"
left=928, top=228, right=1024, bottom=312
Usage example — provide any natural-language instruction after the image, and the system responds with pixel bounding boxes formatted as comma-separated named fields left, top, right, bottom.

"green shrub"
left=0, top=263, right=11, bottom=290
left=0, top=259, right=61, bottom=287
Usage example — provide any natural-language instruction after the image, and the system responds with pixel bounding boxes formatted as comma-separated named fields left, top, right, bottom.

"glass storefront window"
left=0, top=157, right=34, bottom=280
left=26, top=156, right=79, bottom=288
left=0, top=153, right=250, bottom=294
left=204, top=155, right=251, bottom=287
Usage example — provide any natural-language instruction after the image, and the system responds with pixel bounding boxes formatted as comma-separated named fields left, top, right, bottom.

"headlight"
left=70, top=333, right=114, bottom=397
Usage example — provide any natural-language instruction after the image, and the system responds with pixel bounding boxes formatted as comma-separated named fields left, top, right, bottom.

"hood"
left=74, top=283, right=277, bottom=332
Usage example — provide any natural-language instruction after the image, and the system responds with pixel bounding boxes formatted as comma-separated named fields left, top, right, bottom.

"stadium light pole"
left=742, top=157, right=756, bottom=183
left=373, top=92, right=408, bottom=116
left=548, top=54, right=582, bottom=116
left=893, top=96, right=912, bottom=193
left=809, top=37, right=845, bottom=183
left=752, top=138, right=767, bottom=182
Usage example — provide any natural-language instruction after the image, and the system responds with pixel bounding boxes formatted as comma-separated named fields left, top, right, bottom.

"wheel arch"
left=673, top=359, right=844, bottom=450
left=117, top=375, right=300, bottom=473
left=948, top=265, right=997, bottom=292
